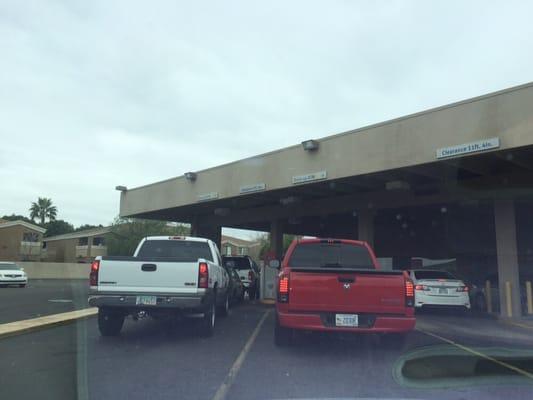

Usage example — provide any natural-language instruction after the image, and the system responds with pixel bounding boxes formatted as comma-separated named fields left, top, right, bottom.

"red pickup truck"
left=274, top=238, right=415, bottom=346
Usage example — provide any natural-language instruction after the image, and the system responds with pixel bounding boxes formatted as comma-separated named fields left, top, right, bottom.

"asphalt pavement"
left=0, top=279, right=89, bottom=323
left=2, top=296, right=533, bottom=400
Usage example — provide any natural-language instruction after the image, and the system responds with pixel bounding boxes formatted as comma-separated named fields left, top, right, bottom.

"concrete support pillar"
left=270, top=219, right=284, bottom=260
left=358, top=209, right=375, bottom=248
left=494, top=200, right=522, bottom=318
left=192, top=223, right=222, bottom=251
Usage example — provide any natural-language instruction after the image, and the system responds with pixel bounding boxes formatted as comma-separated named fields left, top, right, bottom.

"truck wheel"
left=248, top=288, right=256, bottom=301
left=274, top=315, right=293, bottom=347
left=199, top=300, right=216, bottom=337
left=218, top=294, right=230, bottom=317
left=98, top=308, right=125, bottom=337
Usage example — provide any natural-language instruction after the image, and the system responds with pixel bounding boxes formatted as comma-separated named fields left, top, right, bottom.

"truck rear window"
left=137, top=240, right=213, bottom=262
left=288, top=242, right=374, bottom=269
left=223, top=257, right=251, bottom=270
left=414, top=270, right=456, bottom=280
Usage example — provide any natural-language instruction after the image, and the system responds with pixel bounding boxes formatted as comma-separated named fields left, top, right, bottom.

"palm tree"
left=29, top=198, right=58, bottom=225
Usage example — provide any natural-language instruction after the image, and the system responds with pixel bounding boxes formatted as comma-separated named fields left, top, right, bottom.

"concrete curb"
left=0, top=308, right=98, bottom=339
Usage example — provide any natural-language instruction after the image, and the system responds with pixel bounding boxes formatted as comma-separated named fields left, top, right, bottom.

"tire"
left=218, top=294, right=230, bottom=317
left=248, top=287, right=256, bottom=301
left=98, top=308, right=125, bottom=337
left=199, top=299, right=216, bottom=337
left=239, top=290, right=245, bottom=303
left=274, top=314, right=293, bottom=347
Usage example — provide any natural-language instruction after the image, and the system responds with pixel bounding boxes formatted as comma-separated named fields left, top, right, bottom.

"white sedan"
left=0, top=262, right=28, bottom=287
left=408, top=269, right=470, bottom=311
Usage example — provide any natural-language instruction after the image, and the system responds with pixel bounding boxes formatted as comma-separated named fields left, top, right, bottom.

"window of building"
left=93, top=237, right=105, bottom=246
left=78, top=237, right=88, bottom=246
left=22, top=232, right=39, bottom=242
left=240, top=247, right=247, bottom=255
left=225, top=245, right=232, bottom=256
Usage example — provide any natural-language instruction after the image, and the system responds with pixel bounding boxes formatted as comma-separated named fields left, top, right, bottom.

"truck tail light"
left=415, top=284, right=430, bottom=291
left=198, top=262, right=209, bottom=289
left=278, top=273, right=289, bottom=303
left=248, top=270, right=253, bottom=281
left=405, top=278, right=414, bottom=307
left=89, top=260, right=100, bottom=286
left=457, top=286, right=469, bottom=292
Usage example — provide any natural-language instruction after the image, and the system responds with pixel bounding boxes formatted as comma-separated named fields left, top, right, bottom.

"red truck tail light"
left=415, top=284, right=430, bottom=291
left=198, top=262, right=209, bottom=289
left=248, top=270, right=253, bottom=281
left=278, top=274, right=289, bottom=303
left=405, top=279, right=414, bottom=307
left=89, top=260, right=100, bottom=286
left=456, top=286, right=469, bottom=292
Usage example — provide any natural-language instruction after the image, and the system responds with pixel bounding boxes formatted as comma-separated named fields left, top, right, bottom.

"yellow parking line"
left=0, top=308, right=98, bottom=339
left=417, top=328, right=533, bottom=380
left=503, top=320, right=533, bottom=331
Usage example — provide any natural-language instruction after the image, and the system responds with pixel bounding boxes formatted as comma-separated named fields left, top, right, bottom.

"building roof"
left=0, top=220, right=46, bottom=234
left=221, top=235, right=260, bottom=248
left=44, top=227, right=111, bottom=242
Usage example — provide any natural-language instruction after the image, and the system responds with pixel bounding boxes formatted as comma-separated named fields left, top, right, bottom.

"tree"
left=44, top=220, right=75, bottom=237
left=1, top=214, right=35, bottom=225
left=29, top=198, right=58, bottom=225
left=75, top=224, right=103, bottom=232
left=258, top=233, right=300, bottom=259
left=106, top=218, right=190, bottom=256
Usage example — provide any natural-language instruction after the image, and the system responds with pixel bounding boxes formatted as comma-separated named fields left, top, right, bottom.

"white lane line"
left=417, top=328, right=533, bottom=380
left=48, top=299, right=73, bottom=303
left=211, top=309, right=271, bottom=400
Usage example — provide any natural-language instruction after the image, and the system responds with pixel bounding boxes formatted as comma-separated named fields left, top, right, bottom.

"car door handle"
left=141, top=264, right=157, bottom=272
left=338, top=277, right=355, bottom=283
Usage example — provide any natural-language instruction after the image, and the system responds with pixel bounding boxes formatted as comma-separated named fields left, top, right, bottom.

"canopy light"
left=385, top=180, right=410, bottom=191
left=184, top=172, right=197, bottom=181
left=301, top=139, right=319, bottom=151
left=115, top=185, right=128, bottom=191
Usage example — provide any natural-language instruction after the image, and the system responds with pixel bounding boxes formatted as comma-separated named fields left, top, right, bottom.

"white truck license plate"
left=136, top=295, right=157, bottom=305
left=335, top=314, right=358, bottom=327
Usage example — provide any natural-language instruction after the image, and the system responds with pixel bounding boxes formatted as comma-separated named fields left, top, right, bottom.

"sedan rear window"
left=288, top=242, right=374, bottom=269
left=137, top=240, right=213, bottom=262
left=414, top=270, right=456, bottom=280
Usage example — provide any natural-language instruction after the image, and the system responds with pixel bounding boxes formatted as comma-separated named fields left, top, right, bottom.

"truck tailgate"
left=289, top=269, right=406, bottom=314
left=98, top=260, right=199, bottom=294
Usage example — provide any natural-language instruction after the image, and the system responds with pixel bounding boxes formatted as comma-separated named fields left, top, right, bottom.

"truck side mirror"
left=268, top=260, right=280, bottom=269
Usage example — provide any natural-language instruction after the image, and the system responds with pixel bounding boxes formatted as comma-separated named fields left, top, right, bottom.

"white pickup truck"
left=88, top=236, right=229, bottom=337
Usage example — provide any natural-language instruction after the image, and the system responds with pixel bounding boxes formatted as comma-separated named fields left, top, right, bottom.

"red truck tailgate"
left=289, top=269, right=407, bottom=314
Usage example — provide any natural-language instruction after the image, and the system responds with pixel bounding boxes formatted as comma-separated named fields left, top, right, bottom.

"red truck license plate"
left=335, top=314, right=359, bottom=327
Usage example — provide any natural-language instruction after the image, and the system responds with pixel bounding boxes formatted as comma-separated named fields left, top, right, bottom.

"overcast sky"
left=1, top=1, right=532, bottom=237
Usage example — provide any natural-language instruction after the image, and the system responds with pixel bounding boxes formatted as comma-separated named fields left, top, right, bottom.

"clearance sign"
left=436, top=137, right=500, bottom=159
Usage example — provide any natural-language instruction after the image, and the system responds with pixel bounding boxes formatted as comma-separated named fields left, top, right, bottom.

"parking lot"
left=1, top=281, right=533, bottom=400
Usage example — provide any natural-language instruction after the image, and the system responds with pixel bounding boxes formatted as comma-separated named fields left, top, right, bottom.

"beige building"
left=221, top=235, right=261, bottom=260
left=43, top=227, right=111, bottom=263
left=0, top=219, right=46, bottom=261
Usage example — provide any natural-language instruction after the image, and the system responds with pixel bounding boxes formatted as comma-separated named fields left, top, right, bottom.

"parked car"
left=0, top=262, right=28, bottom=288
left=222, top=255, right=260, bottom=299
left=225, top=266, right=245, bottom=304
left=273, top=238, right=415, bottom=347
left=408, top=269, right=470, bottom=311
left=88, top=236, right=230, bottom=337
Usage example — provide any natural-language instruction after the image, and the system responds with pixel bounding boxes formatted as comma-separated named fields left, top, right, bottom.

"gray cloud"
left=1, top=0, right=533, bottom=230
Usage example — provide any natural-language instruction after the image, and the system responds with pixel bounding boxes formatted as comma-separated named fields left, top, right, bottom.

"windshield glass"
left=136, top=240, right=213, bottom=261
left=223, top=257, right=251, bottom=270
left=414, top=270, right=457, bottom=280
left=0, top=264, right=20, bottom=270
left=289, top=242, right=374, bottom=269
